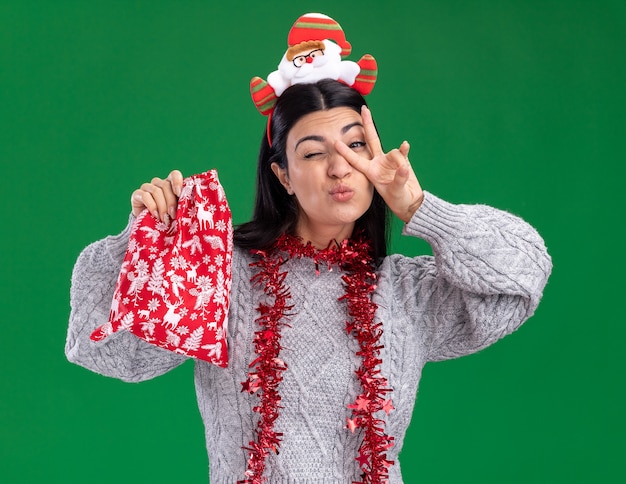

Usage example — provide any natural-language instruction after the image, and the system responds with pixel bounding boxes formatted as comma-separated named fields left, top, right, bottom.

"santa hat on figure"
left=250, top=13, right=378, bottom=116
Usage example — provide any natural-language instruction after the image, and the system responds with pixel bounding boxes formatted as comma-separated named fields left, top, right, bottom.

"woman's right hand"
left=131, top=170, right=184, bottom=223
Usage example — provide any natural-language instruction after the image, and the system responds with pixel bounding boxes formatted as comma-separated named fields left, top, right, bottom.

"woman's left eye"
left=349, top=141, right=366, bottom=150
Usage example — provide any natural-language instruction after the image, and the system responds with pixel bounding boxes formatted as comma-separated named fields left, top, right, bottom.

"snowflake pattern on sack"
left=90, top=170, right=232, bottom=367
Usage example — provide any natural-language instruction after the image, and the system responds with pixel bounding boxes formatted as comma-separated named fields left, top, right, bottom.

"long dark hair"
left=234, top=79, right=390, bottom=260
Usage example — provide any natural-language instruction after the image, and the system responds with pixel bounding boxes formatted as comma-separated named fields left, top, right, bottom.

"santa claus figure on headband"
left=251, top=13, right=378, bottom=115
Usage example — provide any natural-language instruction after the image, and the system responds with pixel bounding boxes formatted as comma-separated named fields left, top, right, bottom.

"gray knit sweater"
left=66, top=191, right=552, bottom=483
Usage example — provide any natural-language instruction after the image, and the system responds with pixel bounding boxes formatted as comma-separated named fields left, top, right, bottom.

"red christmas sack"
left=90, top=170, right=232, bottom=367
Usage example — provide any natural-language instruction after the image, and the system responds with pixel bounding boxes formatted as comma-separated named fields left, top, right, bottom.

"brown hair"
left=286, top=41, right=325, bottom=61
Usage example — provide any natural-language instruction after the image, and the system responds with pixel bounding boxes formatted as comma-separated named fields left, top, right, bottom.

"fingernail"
left=164, top=214, right=171, bottom=225
left=152, top=210, right=159, bottom=219
left=169, top=206, right=176, bottom=219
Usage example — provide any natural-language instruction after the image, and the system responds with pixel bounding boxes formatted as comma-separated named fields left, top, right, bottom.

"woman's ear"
left=271, top=162, right=294, bottom=194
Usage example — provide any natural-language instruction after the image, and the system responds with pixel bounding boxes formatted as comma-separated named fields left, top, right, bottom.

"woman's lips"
left=329, top=185, right=354, bottom=202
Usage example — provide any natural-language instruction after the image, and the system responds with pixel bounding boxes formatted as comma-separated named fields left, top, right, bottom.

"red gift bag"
left=91, top=170, right=232, bottom=367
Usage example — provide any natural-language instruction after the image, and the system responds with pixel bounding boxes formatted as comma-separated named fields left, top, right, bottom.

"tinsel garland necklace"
left=239, top=233, right=395, bottom=484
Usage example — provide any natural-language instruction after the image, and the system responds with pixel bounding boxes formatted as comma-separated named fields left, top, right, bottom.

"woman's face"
left=271, top=106, right=374, bottom=247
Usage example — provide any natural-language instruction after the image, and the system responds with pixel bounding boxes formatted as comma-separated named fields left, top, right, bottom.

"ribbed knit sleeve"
left=387, top=191, right=552, bottom=362
left=65, top=216, right=187, bottom=382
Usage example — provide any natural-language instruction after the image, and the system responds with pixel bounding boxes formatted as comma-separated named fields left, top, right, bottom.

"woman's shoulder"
left=377, top=252, right=437, bottom=295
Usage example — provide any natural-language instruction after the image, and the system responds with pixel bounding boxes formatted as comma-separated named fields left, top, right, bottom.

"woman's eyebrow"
left=295, top=135, right=324, bottom=149
left=295, top=122, right=364, bottom=149
left=341, top=122, right=363, bottom=134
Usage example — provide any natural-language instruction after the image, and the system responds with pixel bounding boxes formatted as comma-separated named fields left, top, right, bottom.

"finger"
left=155, top=176, right=178, bottom=219
left=392, top=162, right=410, bottom=187
left=142, top=180, right=169, bottom=222
left=167, top=169, right=184, bottom=197
left=399, top=141, right=410, bottom=159
left=386, top=148, right=408, bottom=170
left=361, top=105, right=383, bottom=157
left=131, top=189, right=158, bottom=219
left=335, top=140, right=371, bottom=175
left=384, top=148, right=411, bottom=186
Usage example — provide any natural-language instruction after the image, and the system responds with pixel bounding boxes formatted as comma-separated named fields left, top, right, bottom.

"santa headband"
left=250, top=13, right=378, bottom=143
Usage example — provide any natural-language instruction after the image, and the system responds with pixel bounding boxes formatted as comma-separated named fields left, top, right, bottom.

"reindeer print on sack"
left=162, top=296, right=185, bottom=331
left=197, top=202, right=216, bottom=230
left=91, top=170, right=233, bottom=367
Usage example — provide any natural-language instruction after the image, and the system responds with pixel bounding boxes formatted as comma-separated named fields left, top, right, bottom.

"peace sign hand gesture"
left=335, top=106, right=424, bottom=223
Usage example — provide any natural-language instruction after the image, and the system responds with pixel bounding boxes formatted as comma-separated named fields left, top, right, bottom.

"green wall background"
left=1, top=1, right=624, bottom=482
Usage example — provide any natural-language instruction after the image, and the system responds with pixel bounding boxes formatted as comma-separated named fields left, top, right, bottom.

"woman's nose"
left=328, top=152, right=352, bottom=179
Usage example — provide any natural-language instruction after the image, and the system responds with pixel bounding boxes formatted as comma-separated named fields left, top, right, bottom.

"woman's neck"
left=293, top=218, right=355, bottom=249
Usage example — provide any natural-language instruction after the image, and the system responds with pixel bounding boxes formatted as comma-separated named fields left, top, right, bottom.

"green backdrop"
left=2, top=1, right=624, bottom=482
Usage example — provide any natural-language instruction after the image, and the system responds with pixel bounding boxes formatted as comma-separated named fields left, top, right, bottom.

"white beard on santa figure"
left=267, top=39, right=361, bottom=96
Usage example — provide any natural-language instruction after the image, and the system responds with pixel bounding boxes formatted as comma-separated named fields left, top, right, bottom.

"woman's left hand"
left=335, top=105, right=424, bottom=223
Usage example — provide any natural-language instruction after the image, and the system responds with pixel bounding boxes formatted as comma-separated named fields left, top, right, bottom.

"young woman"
left=66, top=79, right=552, bottom=483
